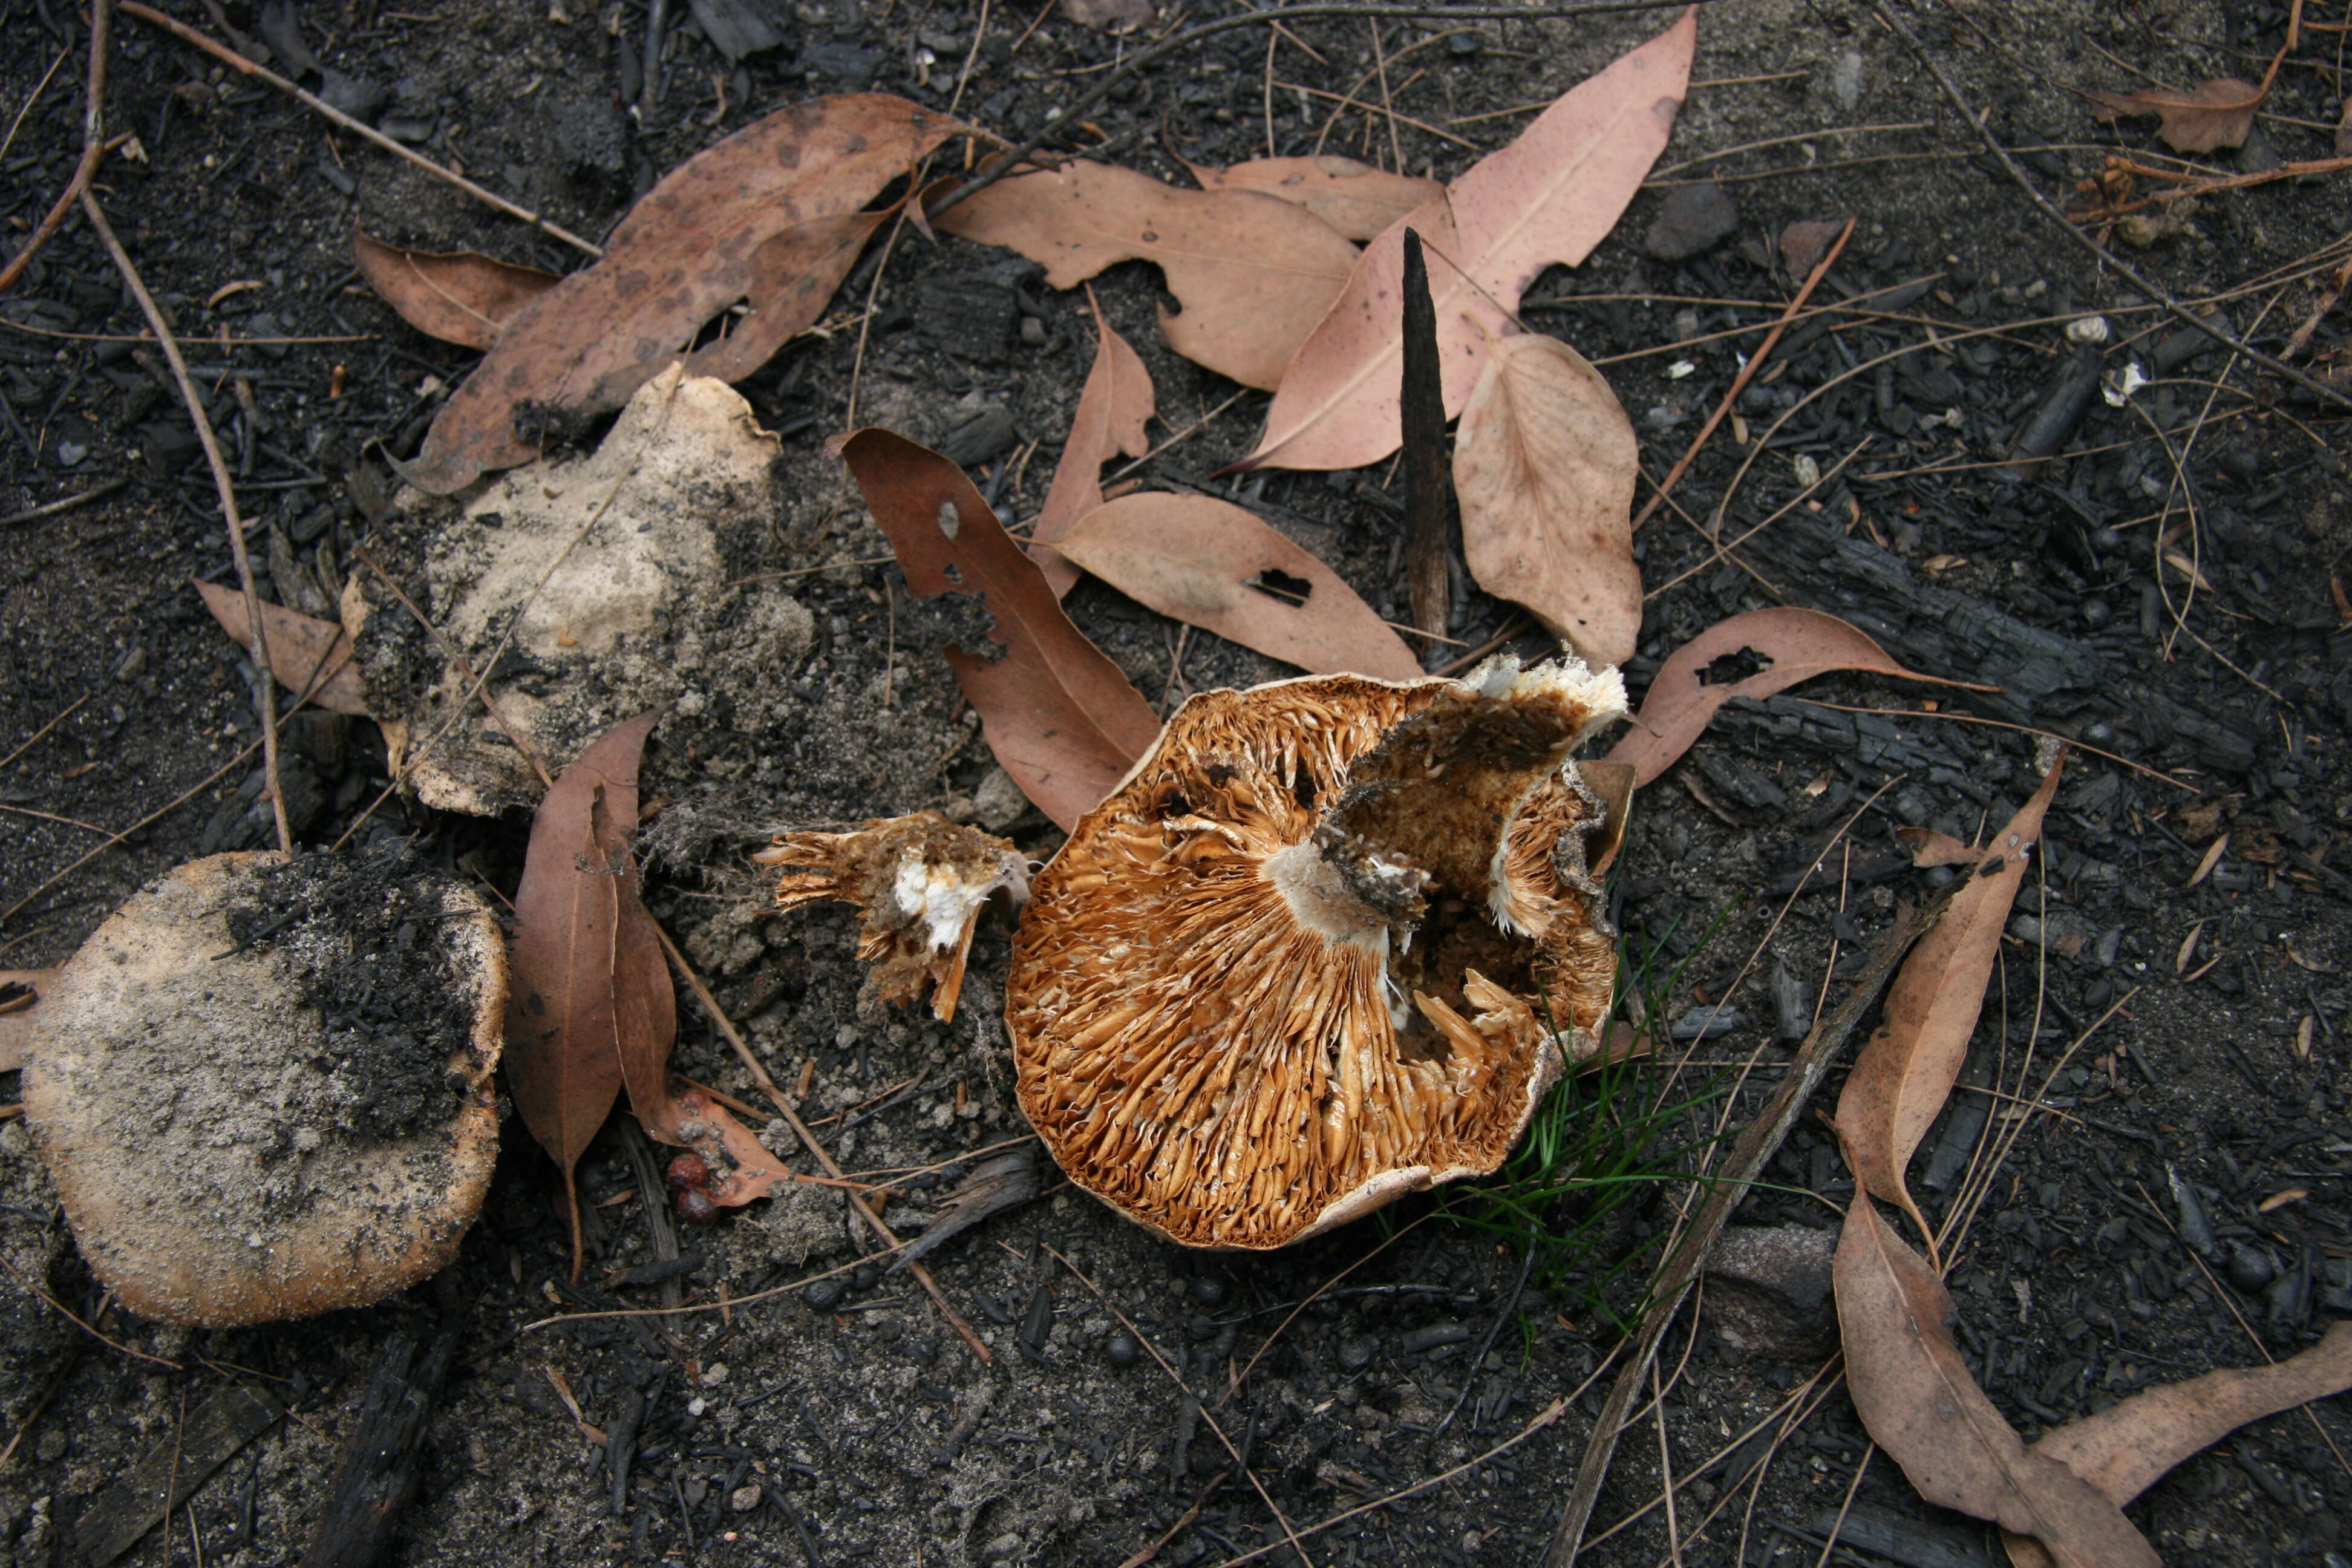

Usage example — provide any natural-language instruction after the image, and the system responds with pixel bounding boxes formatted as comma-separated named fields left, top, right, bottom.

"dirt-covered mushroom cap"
left=1008, top=655, right=1628, bottom=1250
left=22, top=851, right=506, bottom=1327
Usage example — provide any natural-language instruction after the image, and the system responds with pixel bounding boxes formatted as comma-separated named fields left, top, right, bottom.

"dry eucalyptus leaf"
left=194, top=581, right=371, bottom=716
left=1055, top=492, right=1422, bottom=680
left=838, top=428, right=1164, bottom=830
left=1184, top=155, right=1445, bottom=242
left=1605, top=607, right=1990, bottom=786
left=2089, top=79, right=2264, bottom=154
left=402, top=94, right=964, bottom=493
left=1834, top=757, right=2063, bottom=1247
left=1834, top=1192, right=2161, bottom=1568
left=2004, top=1322, right=2352, bottom=1568
left=1238, top=7, right=1694, bottom=471
left=932, top=160, right=1360, bottom=391
left=1451, top=332, right=1641, bottom=668
left=1031, top=290, right=1154, bottom=597
left=351, top=230, right=560, bottom=350
left=505, top=711, right=659, bottom=1273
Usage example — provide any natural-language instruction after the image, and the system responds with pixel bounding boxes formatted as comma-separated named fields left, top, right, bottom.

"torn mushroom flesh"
left=756, top=811, right=1029, bottom=1022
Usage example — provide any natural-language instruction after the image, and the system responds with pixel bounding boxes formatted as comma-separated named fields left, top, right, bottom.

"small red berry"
left=676, top=1187, right=720, bottom=1224
left=666, top=1152, right=711, bottom=1192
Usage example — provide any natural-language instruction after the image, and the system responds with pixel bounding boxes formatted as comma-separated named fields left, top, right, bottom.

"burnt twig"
left=1399, top=230, right=1458, bottom=648
left=299, top=1333, right=455, bottom=1568
left=1541, top=888, right=1953, bottom=1567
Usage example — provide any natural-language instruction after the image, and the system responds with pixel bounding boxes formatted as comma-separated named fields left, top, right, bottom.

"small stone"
left=1780, top=218, right=1847, bottom=278
left=112, top=647, right=148, bottom=683
left=1189, top=1275, right=1228, bottom=1308
left=1705, top=1224, right=1838, bottom=1357
left=1019, top=315, right=1047, bottom=347
left=973, top=766, right=1031, bottom=831
left=1643, top=181, right=1739, bottom=261
left=1336, top=1334, right=1376, bottom=1372
left=54, top=440, right=86, bottom=467
left=1823, top=48, right=1865, bottom=111
left=981, top=1533, right=1024, bottom=1563
left=1105, top=1330, right=1140, bottom=1367
left=319, top=70, right=387, bottom=122
left=803, top=1277, right=848, bottom=1312
left=2230, top=1243, right=2277, bottom=1293
left=729, top=1484, right=763, bottom=1512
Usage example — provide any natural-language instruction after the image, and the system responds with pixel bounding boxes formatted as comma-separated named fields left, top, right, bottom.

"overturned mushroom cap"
left=23, top=852, right=505, bottom=1326
left=1008, top=656, right=1628, bottom=1250
left=756, top=812, right=1030, bottom=1022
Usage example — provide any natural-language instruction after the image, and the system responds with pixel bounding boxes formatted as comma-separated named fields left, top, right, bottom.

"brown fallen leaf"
left=1184, top=155, right=1446, bottom=243
left=0, top=969, right=59, bottom=1075
left=2088, top=79, right=2265, bottom=154
left=837, top=428, right=1164, bottom=830
left=2085, top=5, right=2299, bottom=155
left=670, top=1088, right=798, bottom=1209
left=931, top=160, right=1361, bottom=391
left=1578, top=760, right=1637, bottom=878
left=1834, top=1191, right=2162, bottom=1568
left=1834, top=757, right=2064, bottom=1250
left=2004, top=1322, right=2352, bottom=1568
left=1030, top=289, right=1154, bottom=597
left=1238, top=8, right=1695, bottom=471
left=351, top=230, right=561, bottom=351
left=193, top=580, right=371, bottom=717
left=1054, top=492, right=1423, bottom=680
left=402, top=96, right=965, bottom=494
left=754, top=812, right=1030, bottom=1022
left=1604, top=607, right=1993, bottom=787
left=603, top=786, right=680, bottom=1146
left=505, top=710, right=659, bottom=1275
left=1451, top=331, right=1641, bottom=668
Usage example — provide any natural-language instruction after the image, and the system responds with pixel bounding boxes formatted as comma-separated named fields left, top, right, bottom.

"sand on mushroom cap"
left=1007, top=655, right=1628, bottom=1250
left=22, top=851, right=506, bottom=1327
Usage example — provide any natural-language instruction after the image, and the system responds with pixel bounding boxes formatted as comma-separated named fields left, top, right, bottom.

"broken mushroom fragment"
left=1008, top=655, right=1628, bottom=1249
left=22, top=851, right=506, bottom=1327
left=755, top=812, right=1029, bottom=1022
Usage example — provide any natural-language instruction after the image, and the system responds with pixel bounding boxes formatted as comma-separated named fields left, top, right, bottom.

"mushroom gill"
left=1008, top=656, right=1627, bottom=1249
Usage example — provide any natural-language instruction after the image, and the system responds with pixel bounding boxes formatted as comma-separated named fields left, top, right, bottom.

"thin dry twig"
left=1875, top=0, right=2352, bottom=413
left=1541, top=890, right=1950, bottom=1568
left=117, top=1, right=601, bottom=258
left=0, top=5, right=111, bottom=298
left=1632, top=218, right=1855, bottom=534
left=81, top=193, right=290, bottom=857
left=650, top=920, right=996, bottom=1367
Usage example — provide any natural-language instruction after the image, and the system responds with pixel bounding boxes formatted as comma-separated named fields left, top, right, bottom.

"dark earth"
left=4, top=0, right=2352, bottom=1564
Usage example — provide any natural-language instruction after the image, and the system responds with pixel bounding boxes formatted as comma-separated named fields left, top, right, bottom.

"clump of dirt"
left=222, top=846, right=482, bottom=1144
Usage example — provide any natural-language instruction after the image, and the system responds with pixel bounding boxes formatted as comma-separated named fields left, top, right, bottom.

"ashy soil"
left=2, top=0, right=2350, bottom=1564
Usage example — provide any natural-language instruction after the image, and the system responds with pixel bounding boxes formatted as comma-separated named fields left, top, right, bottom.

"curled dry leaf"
left=1031, top=290, right=1154, bottom=597
left=0, top=970, right=59, bottom=1074
left=351, top=230, right=560, bottom=351
left=2088, top=79, right=2265, bottom=153
left=1451, top=332, right=1641, bottom=668
left=402, top=96, right=964, bottom=494
left=194, top=580, right=371, bottom=716
left=1605, top=607, right=1993, bottom=787
left=1184, top=155, right=1445, bottom=243
left=1834, top=1191, right=2161, bottom=1568
left=1054, top=492, right=1423, bottom=680
left=753, top=812, right=1030, bottom=1022
left=838, top=428, right=1163, bottom=831
left=2005, top=1322, right=2352, bottom=1568
left=931, top=160, right=1361, bottom=390
left=1834, top=757, right=2063, bottom=1249
left=504, top=711, right=659, bottom=1272
left=1240, top=7, right=1695, bottom=472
